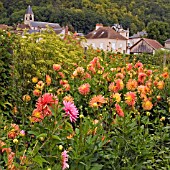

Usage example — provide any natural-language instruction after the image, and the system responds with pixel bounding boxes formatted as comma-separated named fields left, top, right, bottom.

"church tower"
left=24, top=5, right=34, bottom=26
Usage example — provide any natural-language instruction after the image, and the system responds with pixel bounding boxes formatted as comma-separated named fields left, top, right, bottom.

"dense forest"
left=0, top=0, right=170, bottom=43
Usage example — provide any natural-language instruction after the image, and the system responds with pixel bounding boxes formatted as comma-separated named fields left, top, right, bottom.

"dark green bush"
left=0, top=30, right=15, bottom=115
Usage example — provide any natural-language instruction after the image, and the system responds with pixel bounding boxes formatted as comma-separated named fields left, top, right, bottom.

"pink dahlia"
left=61, top=150, right=69, bottom=170
left=63, top=101, right=79, bottom=122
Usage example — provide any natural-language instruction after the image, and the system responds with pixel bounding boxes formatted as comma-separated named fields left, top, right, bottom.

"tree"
left=146, top=21, right=170, bottom=45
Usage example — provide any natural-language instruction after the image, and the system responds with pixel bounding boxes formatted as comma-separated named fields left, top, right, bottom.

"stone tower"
left=24, top=5, right=34, bottom=26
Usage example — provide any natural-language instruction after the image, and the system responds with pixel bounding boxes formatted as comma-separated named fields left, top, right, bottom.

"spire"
left=24, top=5, right=34, bottom=25
left=26, top=5, right=33, bottom=15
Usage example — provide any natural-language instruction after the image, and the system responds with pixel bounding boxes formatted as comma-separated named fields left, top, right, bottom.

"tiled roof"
left=85, top=27, right=127, bottom=40
left=130, top=38, right=163, bottom=50
left=26, top=5, right=33, bottom=15
left=143, top=38, right=163, bottom=49
left=30, top=21, right=61, bottom=29
left=165, top=39, right=170, bottom=44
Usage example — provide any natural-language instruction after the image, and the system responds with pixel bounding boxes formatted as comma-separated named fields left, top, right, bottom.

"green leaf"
left=51, top=135, right=61, bottom=141
left=28, top=131, right=39, bottom=136
left=32, top=155, right=49, bottom=168
left=91, top=164, right=104, bottom=170
left=37, top=133, right=47, bottom=139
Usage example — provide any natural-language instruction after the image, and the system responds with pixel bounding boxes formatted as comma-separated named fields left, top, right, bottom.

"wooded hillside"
left=0, top=0, right=170, bottom=44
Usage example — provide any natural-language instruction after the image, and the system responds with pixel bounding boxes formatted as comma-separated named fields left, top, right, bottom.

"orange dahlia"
left=22, top=94, right=31, bottom=102
left=111, top=93, right=121, bottom=103
left=36, top=81, right=44, bottom=90
left=32, top=77, right=38, bottom=83
left=126, top=79, right=138, bottom=91
left=63, top=95, right=74, bottom=103
left=109, top=82, right=117, bottom=93
left=78, top=83, right=90, bottom=95
left=115, top=79, right=124, bottom=91
left=161, top=72, right=169, bottom=79
left=142, top=100, right=153, bottom=110
left=31, top=109, right=44, bottom=122
left=116, top=73, right=124, bottom=79
left=125, top=92, right=136, bottom=106
left=157, top=81, right=165, bottom=90
left=33, top=89, right=42, bottom=96
left=89, top=95, right=106, bottom=108
left=63, top=84, right=71, bottom=91
left=46, top=75, right=51, bottom=86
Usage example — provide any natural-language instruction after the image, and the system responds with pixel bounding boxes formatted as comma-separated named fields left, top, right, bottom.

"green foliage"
left=146, top=21, right=170, bottom=45
left=0, top=32, right=170, bottom=169
left=0, top=30, right=15, bottom=115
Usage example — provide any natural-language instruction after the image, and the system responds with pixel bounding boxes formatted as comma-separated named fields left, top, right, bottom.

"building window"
left=112, top=42, right=115, bottom=50
left=100, top=43, right=104, bottom=49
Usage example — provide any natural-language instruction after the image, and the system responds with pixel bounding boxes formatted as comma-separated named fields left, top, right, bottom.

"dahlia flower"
left=53, top=64, right=61, bottom=71
left=78, top=83, right=90, bottom=95
left=126, top=79, right=138, bottom=91
left=63, top=95, right=74, bottom=103
left=61, top=150, right=69, bottom=170
left=115, top=103, right=124, bottom=117
left=142, top=100, right=153, bottom=110
left=115, top=79, right=124, bottom=91
left=135, top=61, right=143, bottom=68
left=89, top=95, right=106, bottom=108
left=138, top=73, right=146, bottom=84
left=157, top=81, right=164, bottom=90
left=111, top=93, right=121, bottom=103
left=31, top=109, right=44, bottom=122
left=161, top=72, right=169, bottom=79
left=125, top=92, right=136, bottom=106
left=63, top=101, right=79, bottom=122
left=36, top=93, right=58, bottom=117
left=126, top=63, right=133, bottom=71
left=109, top=82, right=117, bottom=93
left=46, top=75, right=51, bottom=86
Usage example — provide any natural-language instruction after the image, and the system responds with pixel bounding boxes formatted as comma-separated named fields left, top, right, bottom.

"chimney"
left=95, top=23, right=103, bottom=30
